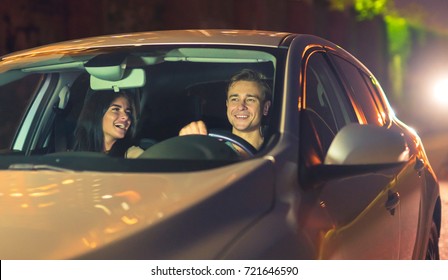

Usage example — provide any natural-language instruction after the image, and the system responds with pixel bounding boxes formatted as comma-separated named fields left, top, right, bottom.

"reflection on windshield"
left=0, top=47, right=281, bottom=171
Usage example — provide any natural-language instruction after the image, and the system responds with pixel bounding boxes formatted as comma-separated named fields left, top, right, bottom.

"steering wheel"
left=208, top=129, right=257, bottom=156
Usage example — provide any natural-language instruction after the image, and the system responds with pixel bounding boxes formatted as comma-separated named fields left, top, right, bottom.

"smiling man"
left=179, top=69, right=271, bottom=155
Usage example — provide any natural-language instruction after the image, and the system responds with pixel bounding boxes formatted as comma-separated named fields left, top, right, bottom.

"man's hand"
left=179, top=120, right=208, bottom=136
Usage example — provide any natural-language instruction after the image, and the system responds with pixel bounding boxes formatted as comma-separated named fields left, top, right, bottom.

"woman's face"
left=102, top=96, right=132, bottom=151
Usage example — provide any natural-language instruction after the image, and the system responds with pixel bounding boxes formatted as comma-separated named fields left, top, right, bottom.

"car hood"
left=0, top=158, right=275, bottom=259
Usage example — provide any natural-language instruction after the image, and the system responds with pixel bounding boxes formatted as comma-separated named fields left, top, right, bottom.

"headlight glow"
left=433, top=78, right=448, bottom=105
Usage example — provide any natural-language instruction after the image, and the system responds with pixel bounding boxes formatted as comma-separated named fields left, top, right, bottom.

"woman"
left=73, top=90, right=143, bottom=158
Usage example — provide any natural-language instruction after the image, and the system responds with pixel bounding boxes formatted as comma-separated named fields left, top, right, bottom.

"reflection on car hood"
left=1, top=29, right=291, bottom=65
left=0, top=158, right=273, bottom=259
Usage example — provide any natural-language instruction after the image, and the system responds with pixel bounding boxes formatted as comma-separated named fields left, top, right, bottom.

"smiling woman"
left=73, top=90, right=143, bottom=158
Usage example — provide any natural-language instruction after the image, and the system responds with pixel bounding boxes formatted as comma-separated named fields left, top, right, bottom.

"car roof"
left=1, top=30, right=295, bottom=61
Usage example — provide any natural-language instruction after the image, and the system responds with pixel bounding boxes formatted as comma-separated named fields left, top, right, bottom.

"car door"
left=298, top=48, right=401, bottom=259
left=329, top=53, right=425, bottom=259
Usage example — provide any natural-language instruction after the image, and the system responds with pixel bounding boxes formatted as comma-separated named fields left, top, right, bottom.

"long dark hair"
left=73, top=90, right=138, bottom=157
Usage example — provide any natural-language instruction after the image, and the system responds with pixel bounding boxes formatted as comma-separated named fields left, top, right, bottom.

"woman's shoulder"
left=125, top=145, right=144, bottom=158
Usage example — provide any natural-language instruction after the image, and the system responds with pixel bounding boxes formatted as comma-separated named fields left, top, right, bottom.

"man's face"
left=226, top=80, right=270, bottom=134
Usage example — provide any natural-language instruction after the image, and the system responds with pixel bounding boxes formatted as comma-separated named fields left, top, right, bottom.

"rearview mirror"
left=90, top=68, right=146, bottom=92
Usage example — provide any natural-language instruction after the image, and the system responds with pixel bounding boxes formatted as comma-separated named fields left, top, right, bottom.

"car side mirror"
left=303, top=123, right=410, bottom=186
left=324, top=123, right=409, bottom=165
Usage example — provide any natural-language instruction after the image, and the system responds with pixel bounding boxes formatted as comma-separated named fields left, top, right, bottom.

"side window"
left=0, top=74, right=42, bottom=150
left=304, top=52, right=356, bottom=131
left=300, top=51, right=356, bottom=166
left=331, top=55, right=385, bottom=126
left=362, top=74, right=391, bottom=124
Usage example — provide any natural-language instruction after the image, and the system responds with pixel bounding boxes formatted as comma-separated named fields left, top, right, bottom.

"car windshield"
left=0, top=45, right=284, bottom=172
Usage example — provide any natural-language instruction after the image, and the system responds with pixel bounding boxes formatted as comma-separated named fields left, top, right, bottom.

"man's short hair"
left=227, top=69, right=272, bottom=102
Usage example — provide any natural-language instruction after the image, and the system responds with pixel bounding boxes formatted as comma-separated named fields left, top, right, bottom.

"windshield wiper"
left=8, top=163, right=75, bottom=172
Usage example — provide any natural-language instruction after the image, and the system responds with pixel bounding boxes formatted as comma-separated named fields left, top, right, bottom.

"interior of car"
left=1, top=47, right=278, bottom=163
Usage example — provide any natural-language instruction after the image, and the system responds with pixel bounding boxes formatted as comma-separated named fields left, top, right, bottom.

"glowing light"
left=37, top=202, right=55, bottom=208
left=104, top=227, right=120, bottom=234
left=114, top=190, right=141, bottom=203
left=377, top=113, right=383, bottom=125
left=9, top=192, right=23, bottom=197
left=433, top=78, right=448, bottom=105
left=198, top=30, right=211, bottom=37
left=82, top=238, right=97, bottom=248
left=94, top=204, right=112, bottom=215
left=121, top=202, right=130, bottom=211
left=62, top=179, right=75, bottom=185
left=29, top=189, right=59, bottom=197
left=121, top=216, right=138, bottom=225
left=27, top=183, right=58, bottom=193
left=406, top=126, right=418, bottom=136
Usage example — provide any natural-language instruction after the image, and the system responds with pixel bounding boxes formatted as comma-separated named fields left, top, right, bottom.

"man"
left=179, top=69, right=272, bottom=155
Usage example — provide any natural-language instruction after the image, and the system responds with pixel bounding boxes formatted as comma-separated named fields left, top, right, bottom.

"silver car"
left=0, top=30, right=441, bottom=259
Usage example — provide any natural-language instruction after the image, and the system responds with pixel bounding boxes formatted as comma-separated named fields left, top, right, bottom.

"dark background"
left=3, top=0, right=448, bottom=259
left=2, top=0, right=448, bottom=135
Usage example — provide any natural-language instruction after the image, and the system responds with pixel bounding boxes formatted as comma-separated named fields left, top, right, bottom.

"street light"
left=433, top=77, right=448, bottom=105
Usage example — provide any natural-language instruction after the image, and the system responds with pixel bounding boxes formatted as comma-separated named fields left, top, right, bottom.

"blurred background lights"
left=433, top=78, right=448, bottom=105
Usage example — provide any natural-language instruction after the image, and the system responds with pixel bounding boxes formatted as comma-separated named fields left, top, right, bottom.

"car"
left=0, top=29, right=441, bottom=260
